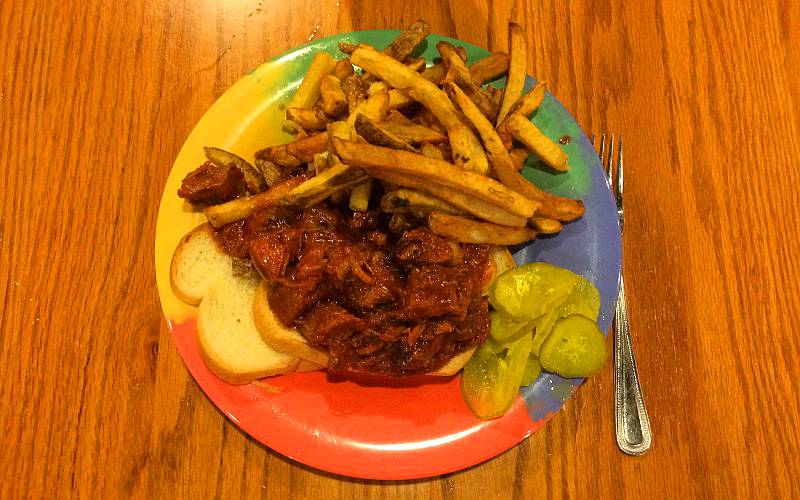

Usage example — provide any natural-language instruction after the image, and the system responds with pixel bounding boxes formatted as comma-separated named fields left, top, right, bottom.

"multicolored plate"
left=155, top=30, right=621, bottom=480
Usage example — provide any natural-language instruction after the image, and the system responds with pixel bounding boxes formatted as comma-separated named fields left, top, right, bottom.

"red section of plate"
left=172, top=320, right=537, bottom=479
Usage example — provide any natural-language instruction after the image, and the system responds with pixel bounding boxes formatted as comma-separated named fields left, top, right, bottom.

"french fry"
left=285, top=132, right=329, bottom=163
left=437, top=41, right=497, bottom=121
left=412, top=108, right=448, bottom=135
left=312, top=152, right=331, bottom=175
left=504, top=114, right=569, bottom=171
left=320, top=75, right=347, bottom=116
left=509, top=148, right=529, bottom=171
left=254, top=158, right=284, bottom=186
left=286, top=107, right=327, bottom=131
left=421, top=63, right=446, bottom=84
left=383, top=19, right=431, bottom=61
left=496, top=23, right=527, bottom=125
left=378, top=121, right=447, bottom=144
left=333, top=58, right=355, bottom=79
left=405, top=58, right=426, bottom=72
left=384, top=109, right=416, bottom=125
left=331, top=138, right=538, bottom=218
left=351, top=46, right=463, bottom=129
left=507, top=80, right=547, bottom=119
left=282, top=162, right=368, bottom=207
left=388, top=89, right=415, bottom=109
left=347, top=90, right=389, bottom=127
left=349, top=180, right=373, bottom=211
left=204, top=175, right=309, bottom=227
left=530, top=217, right=563, bottom=234
left=327, top=120, right=356, bottom=142
left=381, top=189, right=465, bottom=216
left=428, top=212, right=537, bottom=245
left=367, top=81, right=389, bottom=96
left=419, top=142, right=445, bottom=160
left=204, top=146, right=267, bottom=193
left=288, top=52, right=337, bottom=111
left=354, top=114, right=415, bottom=151
left=447, top=125, right=472, bottom=169
left=337, top=42, right=359, bottom=54
left=342, top=74, right=367, bottom=114
left=468, top=52, right=510, bottom=84
left=363, top=169, right=527, bottom=227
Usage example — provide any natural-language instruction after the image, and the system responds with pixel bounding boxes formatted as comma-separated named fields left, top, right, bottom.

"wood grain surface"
left=2, top=0, right=799, bottom=498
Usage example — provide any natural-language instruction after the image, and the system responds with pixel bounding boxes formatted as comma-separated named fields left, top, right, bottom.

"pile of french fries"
left=203, top=20, right=585, bottom=245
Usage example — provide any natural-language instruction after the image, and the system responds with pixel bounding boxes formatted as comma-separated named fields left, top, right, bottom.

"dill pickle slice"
left=488, top=263, right=578, bottom=319
left=531, top=277, right=601, bottom=356
left=462, top=333, right=533, bottom=419
left=539, top=314, right=608, bottom=378
left=520, top=354, right=542, bottom=386
left=490, top=310, right=535, bottom=343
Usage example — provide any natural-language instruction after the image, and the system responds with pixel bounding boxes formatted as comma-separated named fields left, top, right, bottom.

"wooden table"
left=2, top=0, right=799, bottom=497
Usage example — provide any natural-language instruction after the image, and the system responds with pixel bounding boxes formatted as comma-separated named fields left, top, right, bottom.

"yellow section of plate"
left=154, top=60, right=300, bottom=323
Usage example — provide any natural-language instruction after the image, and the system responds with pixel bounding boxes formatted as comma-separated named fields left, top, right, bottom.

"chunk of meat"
left=267, top=275, right=332, bottom=326
left=249, top=230, right=302, bottom=280
left=402, top=265, right=466, bottom=320
left=452, top=296, right=491, bottom=343
left=344, top=252, right=399, bottom=311
left=347, top=211, right=383, bottom=232
left=297, top=302, right=364, bottom=346
left=395, top=228, right=462, bottom=265
left=178, top=161, right=245, bottom=204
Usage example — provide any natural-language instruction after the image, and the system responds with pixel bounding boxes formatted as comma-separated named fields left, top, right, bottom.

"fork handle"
left=614, top=275, right=652, bottom=455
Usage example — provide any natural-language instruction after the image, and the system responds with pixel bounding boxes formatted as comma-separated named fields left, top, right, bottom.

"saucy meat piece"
left=249, top=230, right=302, bottom=280
left=298, top=302, right=364, bottom=346
left=178, top=161, right=245, bottom=204
left=395, top=228, right=462, bottom=265
left=344, top=252, right=399, bottom=311
left=402, top=265, right=464, bottom=320
left=267, top=274, right=333, bottom=325
left=347, top=211, right=383, bottom=232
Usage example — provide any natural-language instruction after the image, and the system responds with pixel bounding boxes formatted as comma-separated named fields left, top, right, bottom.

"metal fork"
left=595, top=134, right=652, bottom=456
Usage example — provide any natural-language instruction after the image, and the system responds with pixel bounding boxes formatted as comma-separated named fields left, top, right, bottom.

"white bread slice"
left=170, top=224, right=232, bottom=305
left=198, top=273, right=302, bottom=384
left=253, top=245, right=516, bottom=376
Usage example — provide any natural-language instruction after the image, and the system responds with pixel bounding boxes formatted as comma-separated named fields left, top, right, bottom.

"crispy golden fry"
left=419, top=142, right=445, bottom=160
left=381, top=189, right=465, bottom=216
left=504, top=114, right=568, bottom=171
left=351, top=46, right=463, bottom=129
left=507, top=80, right=547, bottom=118
left=282, top=161, right=367, bottom=207
left=446, top=82, right=532, bottom=194
left=364, top=169, right=526, bottom=227
left=420, top=63, right=446, bottom=83
left=347, top=90, right=389, bottom=126
left=204, top=146, right=267, bottom=193
left=204, top=175, right=308, bottom=227
left=256, top=132, right=327, bottom=167
left=312, top=152, right=331, bottom=175
left=320, top=74, right=347, bottom=116
left=286, top=107, right=327, bottom=131
left=437, top=41, right=497, bottom=122
left=384, top=19, right=431, bottom=60
left=288, top=52, right=337, bottom=111
left=342, top=74, right=367, bottom=114
left=367, top=81, right=389, bottom=96
left=509, top=148, right=529, bottom=171
left=530, top=217, right=563, bottom=234
left=496, top=23, right=527, bottom=125
left=327, top=120, right=356, bottom=142
left=332, top=138, right=538, bottom=218
left=447, top=125, right=472, bottom=168
left=455, top=46, right=468, bottom=61
left=468, top=52, right=510, bottom=84
left=428, top=212, right=537, bottom=245
left=378, top=121, right=447, bottom=144
left=385, top=109, right=416, bottom=125
left=349, top=179, right=373, bottom=211
left=333, top=58, right=355, bottom=79
left=412, top=108, right=448, bottom=135
left=405, top=58, right=426, bottom=72
left=354, top=114, right=415, bottom=151
left=254, top=158, right=284, bottom=186
left=388, top=89, right=415, bottom=109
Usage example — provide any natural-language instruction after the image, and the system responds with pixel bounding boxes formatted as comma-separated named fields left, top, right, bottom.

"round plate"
left=155, top=30, right=621, bottom=480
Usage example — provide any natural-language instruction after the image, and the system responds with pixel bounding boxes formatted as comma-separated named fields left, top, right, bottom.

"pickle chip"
left=520, top=354, right=542, bottom=386
left=539, top=314, right=608, bottom=378
left=488, top=263, right=578, bottom=319
left=462, top=334, right=532, bottom=419
left=490, top=310, right=534, bottom=343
